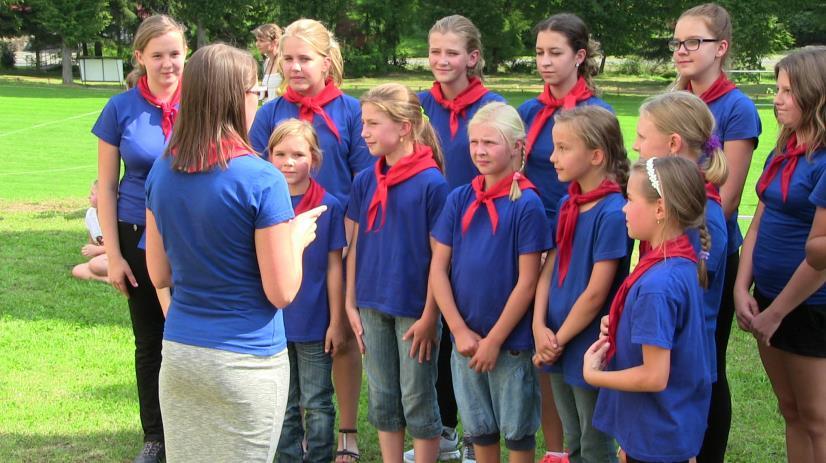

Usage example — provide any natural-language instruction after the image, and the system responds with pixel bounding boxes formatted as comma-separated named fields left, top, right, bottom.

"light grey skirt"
left=159, top=340, right=290, bottom=462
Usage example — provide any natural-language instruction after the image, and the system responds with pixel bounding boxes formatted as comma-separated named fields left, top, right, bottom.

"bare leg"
left=508, top=448, right=535, bottom=463
left=378, top=429, right=405, bottom=463
left=538, top=372, right=564, bottom=452
left=72, top=262, right=108, bottom=282
left=334, top=333, right=362, bottom=461
left=474, top=442, right=501, bottom=463
left=785, top=350, right=826, bottom=462
left=413, top=436, right=439, bottom=463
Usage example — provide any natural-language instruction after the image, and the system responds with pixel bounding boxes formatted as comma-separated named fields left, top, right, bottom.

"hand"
left=532, top=326, right=562, bottom=367
left=468, top=337, right=501, bottom=373
left=733, top=286, right=759, bottom=332
left=292, top=206, right=327, bottom=249
left=345, top=304, right=365, bottom=354
left=583, top=337, right=610, bottom=373
left=599, top=315, right=610, bottom=339
left=325, top=320, right=349, bottom=357
left=108, top=255, right=137, bottom=297
left=453, top=327, right=481, bottom=358
left=750, top=309, right=782, bottom=347
left=402, top=315, right=438, bottom=363
left=81, top=244, right=97, bottom=257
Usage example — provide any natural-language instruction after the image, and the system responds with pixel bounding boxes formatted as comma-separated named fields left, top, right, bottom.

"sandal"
left=335, top=428, right=360, bottom=462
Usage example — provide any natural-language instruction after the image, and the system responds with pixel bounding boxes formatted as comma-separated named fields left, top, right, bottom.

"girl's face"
left=774, top=69, right=803, bottom=130
left=623, top=171, right=662, bottom=241
left=550, top=121, right=595, bottom=183
left=535, top=30, right=583, bottom=88
left=428, top=31, right=479, bottom=87
left=672, top=17, right=726, bottom=80
left=361, top=103, right=408, bottom=157
left=270, top=134, right=314, bottom=187
left=135, top=31, right=186, bottom=89
left=633, top=113, right=677, bottom=160
left=468, top=123, right=518, bottom=179
left=256, top=36, right=278, bottom=57
left=88, top=185, right=98, bottom=208
left=281, top=36, right=331, bottom=96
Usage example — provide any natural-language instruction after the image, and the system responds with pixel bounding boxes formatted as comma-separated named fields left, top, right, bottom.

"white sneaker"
left=461, top=434, right=476, bottom=463
left=403, top=427, right=461, bottom=462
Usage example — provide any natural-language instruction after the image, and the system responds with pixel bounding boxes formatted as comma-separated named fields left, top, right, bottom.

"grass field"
left=0, top=73, right=784, bottom=462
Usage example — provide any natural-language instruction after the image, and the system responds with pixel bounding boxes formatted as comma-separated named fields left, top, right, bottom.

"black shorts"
left=754, top=288, right=826, bottom=358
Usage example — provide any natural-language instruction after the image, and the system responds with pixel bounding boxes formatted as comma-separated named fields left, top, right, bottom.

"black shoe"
left=134, top=440, right=165, bottom=463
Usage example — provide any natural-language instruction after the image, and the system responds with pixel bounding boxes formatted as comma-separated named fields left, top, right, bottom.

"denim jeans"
left=549, top=373, right=617, bottom=463
left=360, top=307, right=442, bottom=439
left=276, top=341, right=335, bottom=463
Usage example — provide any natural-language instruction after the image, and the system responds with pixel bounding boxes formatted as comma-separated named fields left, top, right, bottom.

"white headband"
left=646, top=157, right=663, bottom=197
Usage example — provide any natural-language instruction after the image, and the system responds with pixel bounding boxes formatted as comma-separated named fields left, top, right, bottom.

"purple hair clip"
left=698, top=250, right=710, bottom=261
left=703, top=135, right=722, bottom=155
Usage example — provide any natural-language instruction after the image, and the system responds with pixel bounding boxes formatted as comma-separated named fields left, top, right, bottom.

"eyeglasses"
left=668, top=38, right=719, bottom=52
left=246, top=85, right=267, bottom=102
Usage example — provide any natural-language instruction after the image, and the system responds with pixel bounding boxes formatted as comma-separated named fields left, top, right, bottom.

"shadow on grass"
left=1, top=430, right=143, bottom=462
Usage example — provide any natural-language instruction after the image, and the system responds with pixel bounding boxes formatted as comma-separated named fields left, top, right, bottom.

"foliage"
left=720, top=0, right=793, bottom=70
left=0, top=41, right=14, bottom=68
left=787, top=6, right=826, bottom=47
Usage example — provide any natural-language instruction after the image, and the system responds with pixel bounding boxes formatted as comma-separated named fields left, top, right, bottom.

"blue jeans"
left=549, top=373, right=617, bottom=463
left=451, top=346, right=540, bottom=451
left=275, top=341, right=335, bottom=463
left=360, top=307, right=442, bottom=439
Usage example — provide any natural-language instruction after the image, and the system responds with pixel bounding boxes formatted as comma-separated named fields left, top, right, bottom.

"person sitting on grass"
left=72, top=180, right=108, bottom=282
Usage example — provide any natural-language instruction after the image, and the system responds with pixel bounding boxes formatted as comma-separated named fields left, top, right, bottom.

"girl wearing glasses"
left=670, top=5, right=761, bottom=462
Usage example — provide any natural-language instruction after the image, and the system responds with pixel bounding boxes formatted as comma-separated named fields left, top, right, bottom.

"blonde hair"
left=640, top=92, right=728, bottom=186
left=632, top=156, right=710, bottom=287
left=279, top=19, right=344, bottom=86
left=267, top=119, right=324, bottom=173
left=774, top=46, right=826, bottom=156
left=534, top=13, right=601, bottom=94
left=360, top=83, right=444, bottom=170
left=429, top=15, right=485, bottom=80
left=554, top=106, right=630, bottom=194
left=129, top=15, right=186, bottom=81
left=468, top=102, right=528, bottom=200
left=166, top=44, right=257, bottom=173
left=673, top=3, right=732, bottom=90
left=252, top=23, right=282, bottom=42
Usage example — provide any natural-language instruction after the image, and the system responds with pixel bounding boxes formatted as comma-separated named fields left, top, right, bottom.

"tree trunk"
left=82, top=42, right=89, bottom=56
left=94, top=41, right=103, bottom=57
left=599, top=54, right=606, bottom=75
left=35, top=49, right=41, bottom=70
left=62, top=40, right=73, bottom=85
left=196, top=19, right=206, bottom=49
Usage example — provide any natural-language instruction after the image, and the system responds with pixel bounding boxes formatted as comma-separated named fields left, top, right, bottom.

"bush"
left=0, top=42, right=15, bottom=69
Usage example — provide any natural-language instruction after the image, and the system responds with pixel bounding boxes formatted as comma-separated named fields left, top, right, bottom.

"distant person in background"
left=71, top=179, right=109, bottom=282
left=253, top=23, right=284, bottom=102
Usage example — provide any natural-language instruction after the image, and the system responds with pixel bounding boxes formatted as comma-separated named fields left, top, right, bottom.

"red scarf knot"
left=284, top=78, right=344, bottom=142
left=461, top=173, right=537, bottom=234
left=525, top=76, right=593, bottom=159
left=137, top=75, right=181, bottom=140
left=687, top=73, right=736, bottom=104
left=294, top=179, right=326, bottom=215
left=429, top=77, right=490, bottom=139
left=756, top=133, right=808, bottom=203
left=366, top=145, right=439, bottom=231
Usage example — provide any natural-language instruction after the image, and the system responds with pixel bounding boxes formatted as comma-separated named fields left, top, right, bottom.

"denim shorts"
left=359, top=307, right=442, bottom=439
left=451, top=345, right=540, bottom=451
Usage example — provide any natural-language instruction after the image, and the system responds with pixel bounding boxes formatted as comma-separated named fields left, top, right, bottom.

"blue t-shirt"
left=145, top=155, right=294, bottom=356
left=707, top=88, right=762, bottom=255
left=283, top=192, right=347, bottom=342
left=431, top=185, right=551, bottom=351
left=418, top=90, right=507, bottom=190
left=347, top=165, right=449, bottom=318
left=92, top=88, right=175, bottom=225
left=687, top=199, right=728, bottom=381
left=754, top=147, right=826, bottom=304
left=593, top=257, right=711, bottom=462
left=249, top=94, right=374, bottom=205
left=545, top=193, right=630, bottom=387
left=517, top=96, right=613, bottom=220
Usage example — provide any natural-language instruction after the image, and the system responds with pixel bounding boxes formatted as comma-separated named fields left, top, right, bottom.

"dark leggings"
left=119, top=222, right=166, bottom=442
left=698, top=252, right=738, bottom=463
left=627, top=456, right=688, bottom=463
left=436, top=316, right=458, bottom=429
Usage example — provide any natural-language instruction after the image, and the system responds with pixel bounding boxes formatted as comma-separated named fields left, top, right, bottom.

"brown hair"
left=534, top=13, right=601, bottom=93
left=632, top=156, right=710, bottom=287
left=166, top=44, right=257, bottom=173
left=554, top=106, right=630, bottom=194
left=129, top=15, right=186, bottom=81
left=429, top=15, right=485, bottom=80
left=360, top=83, right=444, bottom=170
left=468, top=101, right=527, bottom=200
left=673, top=3, right=732, bottom=90
left=774, top=46, right=826, bottom=156
left=267, top=119, right=324, bottom=173
left=640, top=92, right=728, bottom=185
left=252, top=23, right=282, bottom=42
left=280, top=19, right=344, bottom=86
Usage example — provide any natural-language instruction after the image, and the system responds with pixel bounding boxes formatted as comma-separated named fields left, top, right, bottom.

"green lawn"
left=0, top=73, right=783, bottom=461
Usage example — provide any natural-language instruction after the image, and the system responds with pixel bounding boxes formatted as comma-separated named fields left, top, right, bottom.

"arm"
left=532, top=250, right=560, bottom=366
left=583, top=337, right=671, bottom=392
left=470, top=252, right=541, bottom=372
left=145, top=209, right=171, bottom=289
left=555, top=259, right=620, bottom=346
left=97, top=139, right=136, bottom=296
left=82, top=243, right=107, bottom=258
left=733, top=202, right=764, bottom=331
left=430, top=241, right=481, bottom=357
left=806, top=206, right=826, bottom=270
left=324, top=248, right=347, bottom=356
left=719, top=139, right=756, bottom=218
left=344, top=219, right=365, bottom=353
left=403, top=238, right=443, bottom=363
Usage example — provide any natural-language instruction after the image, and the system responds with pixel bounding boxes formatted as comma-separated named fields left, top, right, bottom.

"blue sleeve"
left=255, top=168, right=294, bottom=228
left=809, top=157, right=826, bottom=207
left=721, top=97, right=761, bottom=146
left=517, top=197, right=552, bottom=254
left=346, top=102, right=375, bottom=174
left=431, top=191, right=459, bottom=246
left=346, top=173, right=365, bottom=223
left=249, top=103, right=275, bottom=157
left=593, top=208, right=629, bottom=262
left=706, top=207, right=728, bottom=282
left=426, top=176, right=450, bottom=233
left=630, top=291, right=676, bottom=350
left=91, top=97, right=121, bottom=146
left=328, top=199, right=347, bottom=251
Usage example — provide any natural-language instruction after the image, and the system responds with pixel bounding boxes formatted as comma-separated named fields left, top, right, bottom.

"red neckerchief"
left=525, top=76, right=592, bottom=159
left=366, top=145, right=439, bottom=231
left=137, top=75, right=180, bottom=140
left=705, top=182, right=722, bottom=205
left=429, top=77, right=490, bottom=139
left=461, top=172, right=537, bottom=234
left=283, top=77, right=344, bottom=142
left=172, top=137, right=252, bottom=173
left=294, top=178, right=326, bottom=214
left=756, top=133, right=808, bottom=202
left=555, top=179, right=622, bottom=286
left=606, top=234, right=697, bottom=362
left=687, top=73, right=736, bottom=104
